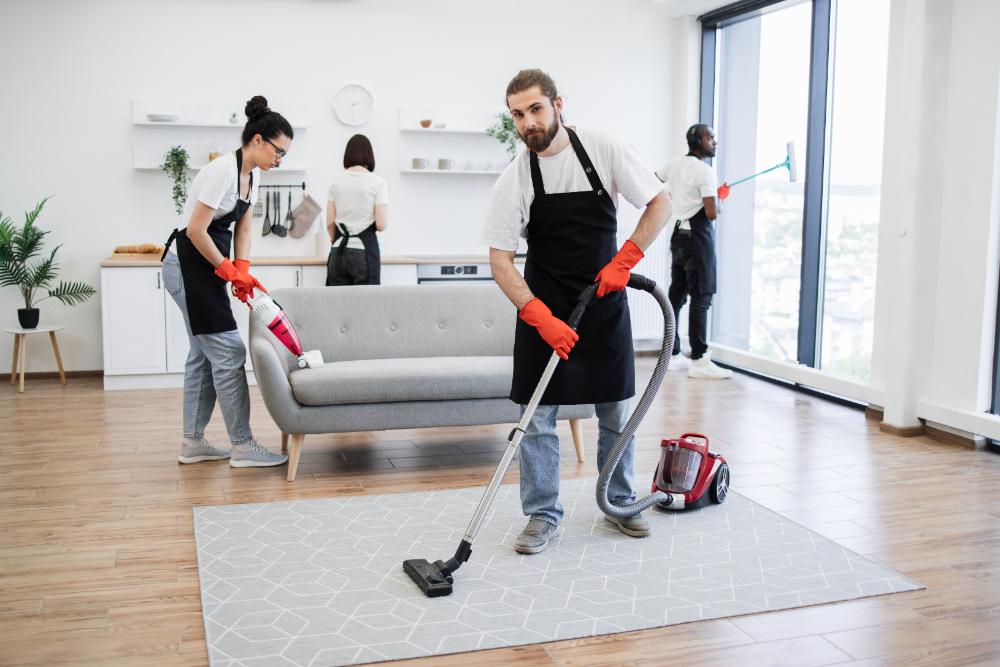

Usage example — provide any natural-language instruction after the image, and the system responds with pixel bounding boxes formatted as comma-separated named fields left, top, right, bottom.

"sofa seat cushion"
left=289, top=356, right=514, bottom=406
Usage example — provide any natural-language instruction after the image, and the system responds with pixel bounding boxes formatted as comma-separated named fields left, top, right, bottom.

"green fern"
left=0, top=197, right=96, bottom=310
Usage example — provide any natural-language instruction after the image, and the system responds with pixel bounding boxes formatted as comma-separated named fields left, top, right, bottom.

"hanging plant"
left=160, top=146, right=190, bottom=216
left=486, top=112, right=522, bottom=160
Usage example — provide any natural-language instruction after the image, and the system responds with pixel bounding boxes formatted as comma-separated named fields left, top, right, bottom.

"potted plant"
left=0, top=198, right=97, bottom=328
left=486, top=112, right=522, bottom=160
left=160, top=145, right=190, bottom=217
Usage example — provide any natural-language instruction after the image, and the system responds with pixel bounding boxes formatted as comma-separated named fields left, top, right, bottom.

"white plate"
left=147, top=113, right=180, bottom=122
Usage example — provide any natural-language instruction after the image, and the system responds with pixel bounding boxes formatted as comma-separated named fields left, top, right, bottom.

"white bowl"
left=147, top=113, right=179, bottom=123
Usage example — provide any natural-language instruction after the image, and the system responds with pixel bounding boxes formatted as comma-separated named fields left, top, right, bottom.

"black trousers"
left=326, top=248, right=371, bottom=286
left=668, top=229, right=712, bottom=360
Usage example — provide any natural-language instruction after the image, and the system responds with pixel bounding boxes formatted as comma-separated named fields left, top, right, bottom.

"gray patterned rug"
left=193, top=478, right=922, bottom=666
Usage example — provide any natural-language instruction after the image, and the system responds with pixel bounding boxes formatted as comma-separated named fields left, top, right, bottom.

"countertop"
left=101, top=253, right=520, bottom=267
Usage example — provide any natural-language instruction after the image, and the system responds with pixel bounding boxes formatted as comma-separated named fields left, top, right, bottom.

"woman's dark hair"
left=241, top=95, right=294, bottom=145
left=343, top=134, right=375, bottom=171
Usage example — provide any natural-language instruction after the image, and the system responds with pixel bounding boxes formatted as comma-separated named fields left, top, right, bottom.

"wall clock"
left=333, top=84, right=374, bottom=126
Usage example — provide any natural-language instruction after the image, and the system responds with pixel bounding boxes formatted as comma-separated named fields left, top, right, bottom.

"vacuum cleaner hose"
left=591, top=275, right=676, bottom=518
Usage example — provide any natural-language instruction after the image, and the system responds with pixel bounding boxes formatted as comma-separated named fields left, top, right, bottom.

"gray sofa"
left=250, top=283, right=595, bottom=481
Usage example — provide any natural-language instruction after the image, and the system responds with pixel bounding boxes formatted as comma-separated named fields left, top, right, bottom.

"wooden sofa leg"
left=569, top=419, right=585, bottom=462
left=281, top=433, right=288, bottom=455
left=286, top=434, right=304, bottom=482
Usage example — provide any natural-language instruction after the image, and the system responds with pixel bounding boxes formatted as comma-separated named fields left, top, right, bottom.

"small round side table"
left=5, top=325, right=67, bottom=393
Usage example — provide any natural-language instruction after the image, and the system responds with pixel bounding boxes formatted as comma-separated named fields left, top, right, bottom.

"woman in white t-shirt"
left=160, top=95, right=291, bottom=468
left=326, top=134, right=388, bottom=285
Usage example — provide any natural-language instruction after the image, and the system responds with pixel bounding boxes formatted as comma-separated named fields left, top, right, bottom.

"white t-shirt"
left=182, top=151, right=260, bottom=225
left=327, top=169, right=389, bottom=250
left=480, top=128, right=664, bottom=251
left=655, top=156, right=717, bottom=230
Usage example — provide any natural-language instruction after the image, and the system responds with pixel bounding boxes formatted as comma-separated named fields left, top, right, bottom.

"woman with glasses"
left=325, top=134, right=388, bottom=285
left=160, top=95, right=291, bottom=468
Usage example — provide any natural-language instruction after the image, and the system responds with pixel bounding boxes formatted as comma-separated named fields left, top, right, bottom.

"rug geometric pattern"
left=193, top=478, right=922, bottom=666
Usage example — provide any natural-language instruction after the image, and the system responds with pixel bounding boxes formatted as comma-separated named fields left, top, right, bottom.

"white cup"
left=412, top=158, right=429, bottom=170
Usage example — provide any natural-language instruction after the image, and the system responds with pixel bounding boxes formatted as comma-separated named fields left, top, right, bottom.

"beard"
left=521, top=116, right=561, bottom=153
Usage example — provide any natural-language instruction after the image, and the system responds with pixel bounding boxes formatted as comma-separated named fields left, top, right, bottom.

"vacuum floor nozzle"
left=403, top=559, right=453, bottom=597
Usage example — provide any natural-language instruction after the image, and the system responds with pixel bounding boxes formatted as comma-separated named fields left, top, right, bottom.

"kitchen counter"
left=100, top=253, right=520, bottom=267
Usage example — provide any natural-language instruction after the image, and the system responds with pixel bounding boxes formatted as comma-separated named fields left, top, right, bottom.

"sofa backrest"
left=252, top=284, right=517, bottom=363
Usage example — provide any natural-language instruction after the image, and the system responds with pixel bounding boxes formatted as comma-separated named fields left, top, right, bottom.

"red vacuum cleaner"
left=245, top=288, right=324, bottom=369
left=652, top=433, right=729, bottom=510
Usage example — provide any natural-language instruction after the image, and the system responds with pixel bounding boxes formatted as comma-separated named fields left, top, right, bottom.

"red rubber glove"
left=519, top=298, right=579, bottom=361
left=595, top=239, right=644, bottom=298
left=217, top=259, right=267, bottom=303
left=717, top=182, right=730, bottom=201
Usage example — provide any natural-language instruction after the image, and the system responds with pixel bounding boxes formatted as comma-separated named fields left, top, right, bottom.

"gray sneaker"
left=514, top=518, right=560, bottom=554
left=178, top=437, right=231, bottom=464
left=606, top=512, right=651, bottom=537
left=230, top=439, right=288, bottom=468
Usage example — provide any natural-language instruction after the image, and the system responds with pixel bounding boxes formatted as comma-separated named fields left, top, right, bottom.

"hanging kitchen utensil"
left=253, top=197, right=263, bottom=218
left=285, top=190, right=294, bottom=232
left=289, top=194, right=321, bottom=239
left=262, top=189, right=271, bottom=236
left=273, top=191, right=287, bottom=238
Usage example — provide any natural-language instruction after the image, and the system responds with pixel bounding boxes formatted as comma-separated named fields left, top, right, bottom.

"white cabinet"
left=165, top=292, right=190, bottom=373
left=101, top=268, right=168, bottom=374
left=301, top=265, right=328, bottom=287
left=382, top=264, right=418, bottom=285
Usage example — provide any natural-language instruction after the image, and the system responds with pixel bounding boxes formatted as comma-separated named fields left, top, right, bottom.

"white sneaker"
left=178, top=437, right=231, bottom=464
left=687, top=353, right=733, bottom=379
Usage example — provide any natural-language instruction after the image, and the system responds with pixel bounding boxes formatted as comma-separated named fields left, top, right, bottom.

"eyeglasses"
left=264, top=138, right=287, bottom=159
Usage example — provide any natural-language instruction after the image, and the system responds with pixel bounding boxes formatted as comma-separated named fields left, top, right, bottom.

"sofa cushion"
left=289, top=356, right=513, bottom=406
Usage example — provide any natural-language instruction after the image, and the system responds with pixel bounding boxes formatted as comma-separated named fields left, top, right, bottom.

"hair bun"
left=245, top=95, right=270, bottom=121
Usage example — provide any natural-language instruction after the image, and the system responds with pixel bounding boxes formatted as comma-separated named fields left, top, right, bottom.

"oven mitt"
left=289, top=194, right=321, bottom=239
left=519, top=298, right=579, bottom=361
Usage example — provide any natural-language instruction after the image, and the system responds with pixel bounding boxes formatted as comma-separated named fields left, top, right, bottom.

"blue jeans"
left=519, top=400, right=636, bottom=525
left=162, top=253, right=252, bottom=444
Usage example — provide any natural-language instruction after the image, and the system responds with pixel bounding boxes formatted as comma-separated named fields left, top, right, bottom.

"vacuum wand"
left=403, top=273, right=674, bottom=598
left=726, top=141, right=798, bottom=188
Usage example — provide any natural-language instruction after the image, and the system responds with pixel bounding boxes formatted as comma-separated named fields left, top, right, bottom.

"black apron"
left=161, top=149, right=252, bottom=335
left=510, top=127, right=635, bottom=406
left=687, top=207, right=717, bottom=295
left=330, top=222, right=381, bottom=285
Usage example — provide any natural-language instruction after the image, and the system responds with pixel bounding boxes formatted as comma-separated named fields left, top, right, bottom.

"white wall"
left=0, top=0, right=677, bottom=372
left=871, top=0, right=1000, bottom=437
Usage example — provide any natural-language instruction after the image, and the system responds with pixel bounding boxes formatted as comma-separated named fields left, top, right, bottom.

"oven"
left=416, top=263, right=493, bottom=284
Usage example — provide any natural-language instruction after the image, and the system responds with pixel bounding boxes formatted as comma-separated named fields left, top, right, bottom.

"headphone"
left=686, top=124, right=704, bottom=153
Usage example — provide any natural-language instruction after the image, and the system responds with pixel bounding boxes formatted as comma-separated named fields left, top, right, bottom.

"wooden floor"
left=2, top=358, right=999, bottom=666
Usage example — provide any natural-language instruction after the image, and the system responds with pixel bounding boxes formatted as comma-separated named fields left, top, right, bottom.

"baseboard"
left=9, top=369, right=102, bottom=381
left=878, top=421, right=926, bottom=437
left=924, top=421, right=986, bottom=450
left=865, top=405, right=884, bottom=422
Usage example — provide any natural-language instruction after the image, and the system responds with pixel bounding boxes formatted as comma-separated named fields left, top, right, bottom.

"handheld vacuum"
left=404, top=273, right=729, bottom=598
left=245, top=288, right=324, bottom=369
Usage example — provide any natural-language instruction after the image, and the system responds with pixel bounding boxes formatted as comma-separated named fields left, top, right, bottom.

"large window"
left=700, top=0, right=889, bottom=385
left=818, top=0, right=890, bottom=381
left=712, top=2, right=811, bottom=362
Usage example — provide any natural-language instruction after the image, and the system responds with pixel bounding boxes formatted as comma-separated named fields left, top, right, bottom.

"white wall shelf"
left=131, top=97, right=310, bottom=171
left=398, top=104, right=513, bottom=176
left=400, top=127, right=489, bottom=136
left=401, top=168, right=502, bottom=175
